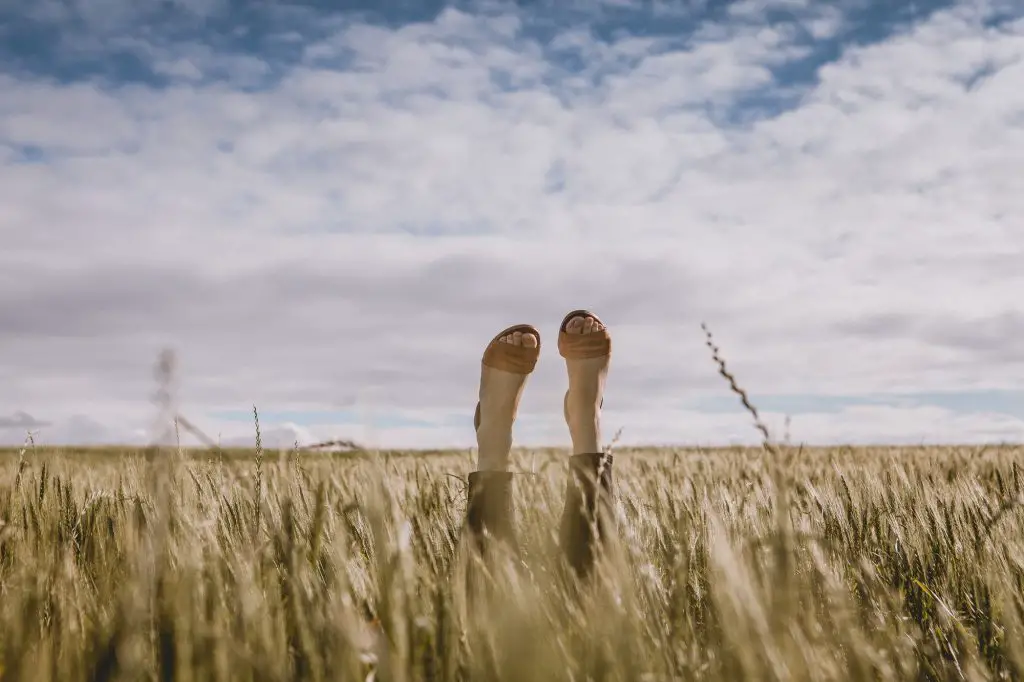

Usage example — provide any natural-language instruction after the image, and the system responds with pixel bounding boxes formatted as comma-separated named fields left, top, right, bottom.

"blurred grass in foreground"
left=2, top=444, right=1024, bottom=681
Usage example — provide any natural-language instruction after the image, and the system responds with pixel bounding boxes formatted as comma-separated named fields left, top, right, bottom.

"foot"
left=475, top=325, right=540, bottom=471
left=559, top=312, right=611, bottom=455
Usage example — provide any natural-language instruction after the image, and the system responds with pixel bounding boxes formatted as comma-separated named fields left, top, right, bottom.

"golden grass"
left=2, top=443, right=1024, bottom=681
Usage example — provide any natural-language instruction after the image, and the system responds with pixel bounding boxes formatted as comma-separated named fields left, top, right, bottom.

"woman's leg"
left=476, top=327, right=539, bottom=471
left=466, top=324, right=540, bottom=554
left=557, top=310, right=613, bottom=576
left=561, top=313, right=610, bottom=454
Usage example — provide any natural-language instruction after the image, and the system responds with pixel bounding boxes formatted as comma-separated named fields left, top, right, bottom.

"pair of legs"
left=465, top=310, right=613, bottom=576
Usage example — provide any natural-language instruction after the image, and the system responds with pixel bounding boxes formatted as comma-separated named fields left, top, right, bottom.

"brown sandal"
left=467, top=324, right=541, bottom=555
left=473, top=323, right=541, bottom=431
left=557, top=310, right=614, bottom=577
left=557, top=309, right=611, bottom=360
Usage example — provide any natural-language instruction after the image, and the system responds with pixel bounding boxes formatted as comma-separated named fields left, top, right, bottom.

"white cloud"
left=2, top=0, right=1023, bottom=447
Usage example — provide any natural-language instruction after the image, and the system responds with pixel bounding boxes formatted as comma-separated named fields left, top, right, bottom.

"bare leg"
left=465, top=324, right=540, bottom=556
left=562, top=314, right=610, bottom=455
left=558, top=310, right=613, bottom=577
left=476, top=328, right=539, bottom=471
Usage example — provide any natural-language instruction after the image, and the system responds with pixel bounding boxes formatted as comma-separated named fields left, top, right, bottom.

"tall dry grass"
left=2, top=442, right=1024, bottom=681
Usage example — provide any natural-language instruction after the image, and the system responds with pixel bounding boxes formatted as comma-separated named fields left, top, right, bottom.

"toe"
left=583, top=317, right=595, bottom=334
left=484, top=325, right=540, bottom=373
left=567, top=316, right=584, bottom=334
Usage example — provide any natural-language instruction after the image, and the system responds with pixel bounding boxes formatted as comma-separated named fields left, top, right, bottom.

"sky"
left=1, top=0, right=1023, bottom=450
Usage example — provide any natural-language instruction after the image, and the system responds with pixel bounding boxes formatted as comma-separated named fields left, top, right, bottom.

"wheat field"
left=2, top=441, right=1024, bottom=682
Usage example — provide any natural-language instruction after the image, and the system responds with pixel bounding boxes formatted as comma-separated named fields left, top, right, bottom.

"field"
left=3, top=443, right=1024, bottom=681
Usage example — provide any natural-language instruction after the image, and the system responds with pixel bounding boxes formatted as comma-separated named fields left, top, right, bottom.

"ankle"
left=476, top=447, right=511, bottom=471
left=568, top=414, right=601, bottom=455
left=476, top=421, right=513, bottom=471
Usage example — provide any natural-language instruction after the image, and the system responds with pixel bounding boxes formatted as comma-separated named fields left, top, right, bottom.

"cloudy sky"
left=1, top=0, right=1022, bottom=449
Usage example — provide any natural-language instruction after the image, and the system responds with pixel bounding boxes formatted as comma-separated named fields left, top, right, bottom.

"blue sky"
left=1, top=0, right=1023, bottom=447
left=3, top=1, right=1000, bottom=105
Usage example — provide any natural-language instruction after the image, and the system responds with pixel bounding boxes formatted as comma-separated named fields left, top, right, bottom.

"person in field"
left=464, top=309, right=613, bottom=576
